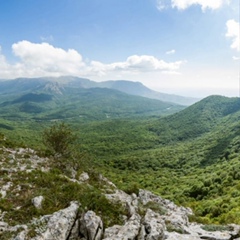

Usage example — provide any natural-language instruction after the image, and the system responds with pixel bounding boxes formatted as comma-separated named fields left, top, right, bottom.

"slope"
left=0, top=77, right=199, bottom=105
left=0, top=93, right=239, bottom=224
left=147, top=95, right=240, bottom=143
left=98, top=80, right=199, bottom=105
left=0, top=81, right=184, bottom=122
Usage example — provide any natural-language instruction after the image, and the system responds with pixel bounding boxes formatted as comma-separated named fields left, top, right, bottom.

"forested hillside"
left=0, top=78, right=184, bottom=122
left=0, top=84, right=239, bottom=225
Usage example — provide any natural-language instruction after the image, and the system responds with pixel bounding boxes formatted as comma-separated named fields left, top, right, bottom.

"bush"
left=42, top=122, right=81, bottom=174
left=42, top=122, right=76, bottom=157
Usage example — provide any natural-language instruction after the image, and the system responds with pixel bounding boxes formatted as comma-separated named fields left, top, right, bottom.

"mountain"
left=0, top=77, right=199, bottom=105
left=0, top=77, right=239, bottom=225
left=0, top=78, right=62, bottom=96
left=97, top=80, right=199, bottom=106
left=0, top=78, right=185, bottom=122
left=56, top=77, right=200, bottom=105
left=148, top=95, right=240, bottom=143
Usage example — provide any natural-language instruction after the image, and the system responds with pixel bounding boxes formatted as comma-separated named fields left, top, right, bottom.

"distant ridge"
left=97, top=80, right=199, bottom=106
left=0, top=76, right=199, bottom=106
left=0, top=77, right=185, bottom=121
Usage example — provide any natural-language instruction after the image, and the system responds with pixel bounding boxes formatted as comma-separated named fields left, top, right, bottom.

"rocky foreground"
left=0, top=147, right=240, bottom=240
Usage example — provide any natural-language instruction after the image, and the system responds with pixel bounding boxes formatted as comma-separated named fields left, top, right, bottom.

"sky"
left=0, top=0, right=239, bottom=98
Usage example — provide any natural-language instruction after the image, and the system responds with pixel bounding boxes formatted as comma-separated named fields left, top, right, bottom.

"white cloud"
left=13, top=40, right=85, bottom=69
left=172, top=0, right=229, bottom=10
left=166, top=49, right=176, bottom=55
left=156, top=0, right=168, bottom=10
left=157, top=0, right=230, bottom=11
left=233, top=56, right=240, bottom=60
left=226, top=19, right=240, bottom=52
left=90, top=55, right=185, bottom=76
left=0, top=41, right=185, bottom=79
left=10, top=41, right=86, bottom=77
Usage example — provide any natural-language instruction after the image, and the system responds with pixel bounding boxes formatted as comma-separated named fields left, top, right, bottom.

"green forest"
left=0, top=80, right=240, bottom=225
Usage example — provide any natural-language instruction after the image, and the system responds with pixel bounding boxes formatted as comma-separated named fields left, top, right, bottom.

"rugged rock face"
left=8, top=188, right=240, bottom=240
left=80, top=210, right=103, bottom=240
left=1, top=147, right=240, bottom=240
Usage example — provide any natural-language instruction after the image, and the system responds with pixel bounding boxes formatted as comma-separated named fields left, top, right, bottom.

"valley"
left=0, top=77, right=240, bottom=226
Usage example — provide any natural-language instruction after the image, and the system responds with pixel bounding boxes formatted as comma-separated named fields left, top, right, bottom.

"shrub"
left=42, top=122, right=83, bottom=174
left=42, top=122, right=76, bottom=157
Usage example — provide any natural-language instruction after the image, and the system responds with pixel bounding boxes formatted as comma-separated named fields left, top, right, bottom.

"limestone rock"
left=0, top=221, right=8, bottom=232
left=138, top=209, right=165, bottom=240
left=68, top=219, right=80, bottom=240
left=80, top=210, right=103, bottom=240
left=33, top=201, right=79, bottom=240
left=105, top=189, right=138, bottom=216
left=79, top=172, right=90, bottom=182
left=1, top=181, right=13, bottom=198
left=103, top=213, right=141, bottom=240
left=13, top=230, right=27, bottom=240
left=139, top=189, right=191, bottom=230
left=32, top=196, right=44, bottom=209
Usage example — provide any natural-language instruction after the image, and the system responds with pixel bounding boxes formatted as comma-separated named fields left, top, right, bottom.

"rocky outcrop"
left=5, top=188, right=240, bottom=240
left=138, top=208, right=165, bottom=240
left=31, top=201, right=79, bottom=240
left=103, top=213, right=141, bottom=240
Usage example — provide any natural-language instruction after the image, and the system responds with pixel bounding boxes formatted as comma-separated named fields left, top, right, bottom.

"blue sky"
left=0, top=0, right=239, bottom=97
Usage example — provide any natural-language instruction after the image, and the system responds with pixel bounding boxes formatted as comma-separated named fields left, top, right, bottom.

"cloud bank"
left=0, top=41, right=185, bottom=79
left=157, top=0, right=230, bottom=11
left=90, top=55, right=184, bottom=76
left=226, top=19, right=240, bottom=52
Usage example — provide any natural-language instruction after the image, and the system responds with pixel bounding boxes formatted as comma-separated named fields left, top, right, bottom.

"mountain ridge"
left=0, top=80, right=185, bottom=122
left=0, top=76, right=199, bottom=105
left=148, top=95, right=240, bottom=143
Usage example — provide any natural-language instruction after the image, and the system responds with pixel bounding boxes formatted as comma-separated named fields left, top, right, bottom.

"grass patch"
left=201, top=224, right=234, bottom=232
left=2, top=169, right=127, bottom=228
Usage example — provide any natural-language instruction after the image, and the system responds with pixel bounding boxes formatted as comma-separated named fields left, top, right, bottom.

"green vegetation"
left=0, top=86, right=184, bottom=122
left=42, top=122, right=76, bottom=156
left=0, top=168, right=127, bottom=228
left=0, top=85, right=240, bottom=226
left=201, top=224, right=234, bottom=232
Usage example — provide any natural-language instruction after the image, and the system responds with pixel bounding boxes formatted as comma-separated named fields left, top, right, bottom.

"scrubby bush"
left=42, top=122, right=87, bottom=175
left=42, top=122, right=76, bottom=157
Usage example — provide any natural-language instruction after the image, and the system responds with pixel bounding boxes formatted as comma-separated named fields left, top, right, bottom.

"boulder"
left=138, top=208, right=165, bottom=240
left=105, top=189, right=138, bottom=217
left=103, top=213, right=141, bottom=240
left=33, top=201, right=79, bottom=240
left=80, top=211, right=103, bottom=240
left=79, top=172, right=90, bottom=182
left=32, top=196, right=44, bottom=209
left=139, top=189, right=192, bottom=229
